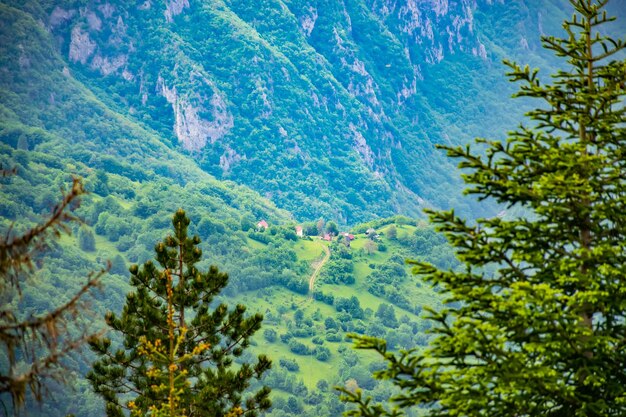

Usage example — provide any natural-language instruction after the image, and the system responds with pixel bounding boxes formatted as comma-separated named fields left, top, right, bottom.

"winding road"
left=308, top=244, right=330, bottom=297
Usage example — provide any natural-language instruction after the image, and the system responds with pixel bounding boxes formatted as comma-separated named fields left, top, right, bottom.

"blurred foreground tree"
left=342, top=1, right=626, bottom=416
left=88, top=209, right=272, bottom=417
left=0, top=175, right=103, bottom=412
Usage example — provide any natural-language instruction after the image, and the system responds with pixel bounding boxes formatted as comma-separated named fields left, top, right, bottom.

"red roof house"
left=340, top=232, right=355, bottom=240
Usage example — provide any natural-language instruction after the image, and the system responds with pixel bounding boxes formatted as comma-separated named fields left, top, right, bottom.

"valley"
left=2, top=0, right=625, bottom=416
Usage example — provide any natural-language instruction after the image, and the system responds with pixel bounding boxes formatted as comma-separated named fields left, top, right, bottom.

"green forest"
left=1, top=154, right=453, bottom=416
left=2, top=0, right=626, bottom=416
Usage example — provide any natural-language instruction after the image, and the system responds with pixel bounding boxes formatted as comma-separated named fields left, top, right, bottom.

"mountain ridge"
left=2, top=1, right=626, bottom=416
left=5, top=0, right=572, bottom=223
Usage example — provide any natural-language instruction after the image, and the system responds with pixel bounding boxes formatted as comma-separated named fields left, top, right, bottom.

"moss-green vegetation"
left=0, top=0, right=576, bottom=224
left=3, top=1, right=616, bottom=416
left=222, top=223, right=453, bottom=417
left=1, top=153, right=447, bottom=416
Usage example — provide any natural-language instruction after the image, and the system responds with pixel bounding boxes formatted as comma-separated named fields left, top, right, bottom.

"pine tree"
left=88, top=209, right=272, bottom=417
left=342, top=1, right=626, bottom=416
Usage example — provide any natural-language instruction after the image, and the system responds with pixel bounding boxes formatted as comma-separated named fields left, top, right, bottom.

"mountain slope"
left=0, top=1, right=296, bottom=287
left=5, top=0, right=608, bottom=223
left=2, top=1, right=625, bottom=415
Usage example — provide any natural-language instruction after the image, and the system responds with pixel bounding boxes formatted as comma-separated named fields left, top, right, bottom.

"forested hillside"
left=2, top=180, right=453, bottom=417
left=2, top=0, right=625, bottom=416
left=4, top=0, right=614, bottom=223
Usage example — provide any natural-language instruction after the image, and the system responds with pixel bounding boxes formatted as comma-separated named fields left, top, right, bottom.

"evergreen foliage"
left=88, top=209, right=272, bottom=417
left=342, top=1, right=626, bottom=416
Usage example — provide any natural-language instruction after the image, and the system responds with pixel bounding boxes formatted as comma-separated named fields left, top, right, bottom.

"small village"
left=255, top=219, right=380, bottom=246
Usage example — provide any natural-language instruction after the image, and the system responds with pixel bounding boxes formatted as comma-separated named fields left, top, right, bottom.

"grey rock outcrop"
left=158, top=76, right=234, bottom=152
left=69, top=26, right=96, bottom=64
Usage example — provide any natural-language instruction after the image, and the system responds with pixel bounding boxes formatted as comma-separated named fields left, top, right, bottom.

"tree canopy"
left=88, top=209, right=272, bottom=417
left=341, top=1, right=626, bottom=416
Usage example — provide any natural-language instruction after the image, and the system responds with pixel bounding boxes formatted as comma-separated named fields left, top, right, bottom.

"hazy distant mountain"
left=6, top=0, right=620, bottom=223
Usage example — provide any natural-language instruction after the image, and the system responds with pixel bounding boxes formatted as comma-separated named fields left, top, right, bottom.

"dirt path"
left=308, top=244, right=330, bottom=297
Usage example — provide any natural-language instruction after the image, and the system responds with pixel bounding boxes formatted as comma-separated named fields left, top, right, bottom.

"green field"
left=227, top=221, right=450, bottom=408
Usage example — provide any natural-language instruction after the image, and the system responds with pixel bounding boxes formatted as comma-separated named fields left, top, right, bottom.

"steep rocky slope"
left=5, top=0, right=612, bottom=223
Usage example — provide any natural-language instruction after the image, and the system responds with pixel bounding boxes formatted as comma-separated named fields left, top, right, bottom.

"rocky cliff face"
left=157, top=75, right=233, bottom=152
left=6, top=0, right=600, bottom=222
left=60, top=4, right=133, bottom=79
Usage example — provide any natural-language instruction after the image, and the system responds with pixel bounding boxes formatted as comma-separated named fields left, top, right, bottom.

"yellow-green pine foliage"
left=88, top=209, right=272, bottom=417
